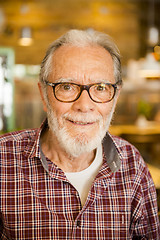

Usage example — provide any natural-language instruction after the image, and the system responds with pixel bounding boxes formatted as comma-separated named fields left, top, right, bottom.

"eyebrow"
left=54, top=78, right=112, bottom=84
left=54, top=78, right=75, bottom=83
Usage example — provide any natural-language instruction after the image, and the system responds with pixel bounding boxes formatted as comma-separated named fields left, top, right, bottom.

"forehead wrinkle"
left=54, top=78, right=76, bottom=83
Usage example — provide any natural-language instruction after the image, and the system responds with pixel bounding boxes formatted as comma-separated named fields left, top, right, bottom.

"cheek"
left=49, top=98, right=72, bottom=120
left=99, top=102, right=114, bottom=118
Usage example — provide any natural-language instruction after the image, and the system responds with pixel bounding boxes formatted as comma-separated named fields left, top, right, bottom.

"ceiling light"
left=148, top=26, right=159, bottom=46
left=18, top=27, right=33, bottom=46
left=147, top=0, right=159, bottom=47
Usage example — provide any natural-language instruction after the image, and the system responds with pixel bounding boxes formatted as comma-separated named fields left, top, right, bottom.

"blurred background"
left=0, top=0, right=160, bottom=213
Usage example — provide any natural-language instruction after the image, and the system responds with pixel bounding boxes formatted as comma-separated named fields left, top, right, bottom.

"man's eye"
left=61, top=84, right=72, bottom=91
left=96, top=84, right=106, bottom=91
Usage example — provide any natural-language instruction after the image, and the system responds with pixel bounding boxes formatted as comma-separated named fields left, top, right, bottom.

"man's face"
left=41, top=45, right=119, bottom=157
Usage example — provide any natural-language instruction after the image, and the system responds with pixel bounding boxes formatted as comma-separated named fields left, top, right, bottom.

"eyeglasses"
left=44, top=80, right=121, bottom=103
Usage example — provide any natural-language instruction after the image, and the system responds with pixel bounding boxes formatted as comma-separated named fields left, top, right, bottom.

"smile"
left=67, top=119, right=95, bottom=126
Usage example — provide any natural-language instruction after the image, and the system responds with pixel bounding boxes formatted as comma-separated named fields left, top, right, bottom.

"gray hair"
left=39, top=29, right=122, bottom=90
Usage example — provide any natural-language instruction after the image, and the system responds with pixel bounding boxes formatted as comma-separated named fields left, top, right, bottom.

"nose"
left=72, top=89, right=95, bottom=113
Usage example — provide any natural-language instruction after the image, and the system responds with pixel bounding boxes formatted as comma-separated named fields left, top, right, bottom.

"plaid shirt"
left=0, top=122, right=160, bottom=239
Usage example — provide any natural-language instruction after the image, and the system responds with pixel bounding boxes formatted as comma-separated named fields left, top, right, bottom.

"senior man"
left=0, top=29, right=160, bottom=239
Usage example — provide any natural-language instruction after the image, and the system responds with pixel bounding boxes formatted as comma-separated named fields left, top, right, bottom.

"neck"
left=40, top=128, right=96, bottom=172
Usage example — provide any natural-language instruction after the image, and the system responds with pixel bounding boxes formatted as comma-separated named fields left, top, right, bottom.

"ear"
left=116, top=81, right=122, bottom=98
left=38, top=82, right=47, bottom=112
left=113, top=87, right=121, bottom=106
left=116, top=87, right=121, bottom=99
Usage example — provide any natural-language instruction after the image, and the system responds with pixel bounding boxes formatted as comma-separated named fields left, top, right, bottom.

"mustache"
left=63, top=113, right=103, bottom=123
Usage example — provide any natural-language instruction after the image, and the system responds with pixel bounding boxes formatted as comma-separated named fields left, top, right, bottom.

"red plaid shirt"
left=0, top=122, right=160, bottom=239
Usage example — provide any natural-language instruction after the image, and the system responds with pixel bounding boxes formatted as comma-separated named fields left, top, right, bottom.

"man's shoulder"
left=0, top=128, right=38, bottom=145
left=110, top=134, right=148, bottom=175
left=110, top=134, right=140, bottom=155
left=0, top=128, right=40, bottom=165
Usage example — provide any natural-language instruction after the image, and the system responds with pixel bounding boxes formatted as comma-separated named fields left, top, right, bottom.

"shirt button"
left=77, top=220, right=81, bottom=227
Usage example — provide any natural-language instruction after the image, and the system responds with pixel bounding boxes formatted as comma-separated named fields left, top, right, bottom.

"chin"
left=57, top=126, right=105, bottom=158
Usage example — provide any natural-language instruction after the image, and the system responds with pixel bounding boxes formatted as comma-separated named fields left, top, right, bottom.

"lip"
left=67, top=119, right=95, bottom=126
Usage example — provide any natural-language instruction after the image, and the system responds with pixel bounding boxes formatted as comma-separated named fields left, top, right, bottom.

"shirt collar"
left=23, top=119, right=48, bottom=159
left=102, top=132, right=121, bottom=173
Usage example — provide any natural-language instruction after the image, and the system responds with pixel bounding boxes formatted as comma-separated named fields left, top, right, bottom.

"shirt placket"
left=70, top=177, right=110, bottom=240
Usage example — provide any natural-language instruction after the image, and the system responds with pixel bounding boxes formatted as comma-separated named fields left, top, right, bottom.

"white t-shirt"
left=65, top=145, right=103, bottom=206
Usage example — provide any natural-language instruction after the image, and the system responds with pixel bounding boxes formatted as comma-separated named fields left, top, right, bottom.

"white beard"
left=46, top=102, right=116, bottom=158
